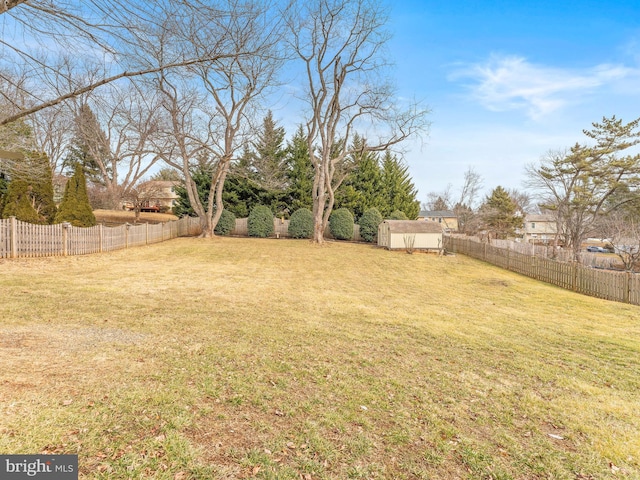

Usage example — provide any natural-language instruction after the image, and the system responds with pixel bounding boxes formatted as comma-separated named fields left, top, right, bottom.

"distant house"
left=520, top=214, right=557, bottom=244
left=418, top=210, right=458, bottom=232
left=124, top=180, right=180, bottom=212
left=378, top=220, right=443, bottom=251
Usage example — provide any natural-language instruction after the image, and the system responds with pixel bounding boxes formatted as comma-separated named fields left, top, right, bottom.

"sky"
left=383, top=0, right=640, bottom=204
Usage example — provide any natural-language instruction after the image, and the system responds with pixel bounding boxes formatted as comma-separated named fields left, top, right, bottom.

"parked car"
left=586, top=246, right=607, bottom=253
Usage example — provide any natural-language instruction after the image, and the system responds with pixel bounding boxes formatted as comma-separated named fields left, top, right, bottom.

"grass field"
left=1, top=237, right=639, bottom=479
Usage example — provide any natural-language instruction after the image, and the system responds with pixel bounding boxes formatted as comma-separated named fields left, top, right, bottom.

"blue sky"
left=385, top=0, right=640, bottom=204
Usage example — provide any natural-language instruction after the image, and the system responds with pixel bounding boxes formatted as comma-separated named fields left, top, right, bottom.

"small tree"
left=288, top=208, right=314, bottom=239
left=388, top=209, right=408, bottom=220
left=248, top=205, right=274, bottom=238
left=1, top=179, right=41, bottom=223
left=54, top=165, right=96, bottom=227
left=359, top=207, right=383, bottom=243
left=329, top=208, right=354, bottom=241
left=480, top=186, right=522, bottom=239
left=214, top=209, right=236, bottom=236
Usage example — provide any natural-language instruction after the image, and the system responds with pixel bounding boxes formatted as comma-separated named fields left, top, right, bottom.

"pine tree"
left=335, top=135, right=383, bottom=220
left=480, top=186, right=523, bottom=239
left=64, top=104, right=111, bottom=185
left=285, top=125, right=314, bottom=212
left=25, top=152, right=57, bottom=224
left=54, top=165, right=96, bottom=227
left=380, top=151, right=420, bottom=219
left=251, top=111, right=288, bottom=191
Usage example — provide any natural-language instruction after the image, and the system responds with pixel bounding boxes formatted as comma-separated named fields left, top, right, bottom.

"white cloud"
left=450, top=55, right=639, bottom=120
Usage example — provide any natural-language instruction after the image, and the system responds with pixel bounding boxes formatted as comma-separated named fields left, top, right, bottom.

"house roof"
left=525, top=214, right=555, bottom=222
left=419, top=210, right=457, bottom=218
left=383, top=220, right=443, bottom=234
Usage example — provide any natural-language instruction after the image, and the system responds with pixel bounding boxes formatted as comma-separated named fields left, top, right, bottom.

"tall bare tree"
left=0, top=1, right=265, bottom=127
left=154, top=0, right=285, bottom=237
left=288, top=0, right=430, bottom=243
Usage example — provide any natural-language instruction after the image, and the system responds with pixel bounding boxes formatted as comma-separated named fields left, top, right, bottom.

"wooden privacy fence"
left=0, top=216, right=202, bottom=259
left=445, top=235, right=640, bottom=306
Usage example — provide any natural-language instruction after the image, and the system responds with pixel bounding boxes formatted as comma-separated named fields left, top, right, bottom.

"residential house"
left=520, top=214, right=557, bottom=244
left=418, top=210, right=458, bottom=232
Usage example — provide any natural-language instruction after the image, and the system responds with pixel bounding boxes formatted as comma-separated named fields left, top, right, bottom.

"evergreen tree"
left=380, top=151, right=420, bottom=219
left=25, top=152, right=57, bottom=224
left=0, top=172, right=8, bottom=213
left=251, top=111, right=288, bottom=191
left=173, top=164, right=214, bottom=218
left=480, top=186, right=523, bottom=239
left=54, top=164, right=96, bottom=227
left=285, top=125, right=314, bottom=212
left=1, top=179, right=40, bottom=223
left=64, top=104, right=111, bottom=185
left=335, top=135, right=383, bottom=220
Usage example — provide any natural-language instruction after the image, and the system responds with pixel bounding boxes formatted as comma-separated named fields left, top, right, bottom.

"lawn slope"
left=0, top=238, right=638, bottom=479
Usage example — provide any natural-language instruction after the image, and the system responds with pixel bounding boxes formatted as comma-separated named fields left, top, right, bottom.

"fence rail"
left=0, top=216, right=202, bottom=259
left=445, top=235, right=640, bottom=306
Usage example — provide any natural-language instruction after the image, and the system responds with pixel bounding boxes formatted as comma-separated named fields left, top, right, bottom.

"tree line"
left=0, top=0, right=429, bottom=243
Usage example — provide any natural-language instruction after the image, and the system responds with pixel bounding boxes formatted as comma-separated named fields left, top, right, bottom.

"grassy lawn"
left=1, top=237, right=639, bottom=479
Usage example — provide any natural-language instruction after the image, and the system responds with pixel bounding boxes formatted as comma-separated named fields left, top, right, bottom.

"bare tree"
left=601, top=212, right=640, bottom=272
left=122, top=180, right=168, bottom=223
left=154, top=0, right=285, bottom=237
left=288, top=0, right=430, bottom=243
left=0, top=1, right=267, bottom=126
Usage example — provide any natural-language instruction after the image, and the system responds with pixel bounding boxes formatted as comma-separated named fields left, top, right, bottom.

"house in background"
left=418, top=210, right=458, bottom=232
left=378, top=220, right=444, bottom=251
left=520, top=214, right=557, bottom=244
left=123, top=180, right=180, bottom=212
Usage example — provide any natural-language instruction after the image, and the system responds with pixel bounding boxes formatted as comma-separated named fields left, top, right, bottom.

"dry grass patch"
left=0, top=238, right=639, bottom=479
left=93, top=209, right=178, bottom=225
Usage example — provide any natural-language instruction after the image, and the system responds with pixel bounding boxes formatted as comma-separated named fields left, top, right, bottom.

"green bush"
left=329, top=208, right=354, bottom=240
left=359, top=207, right=383, bottom=242
left=214, top=209, right=236, bottom=236
left=248, top=205, right=274, bottom=238
left=288, top=208, right=314, bottom=239
left=388, top=209, right=408, bottom=220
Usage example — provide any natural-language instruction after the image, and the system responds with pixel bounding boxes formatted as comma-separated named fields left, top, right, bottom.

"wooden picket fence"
left=445, top=235, right=640, bottom=306
left=0, top=216, right=202, bottom=259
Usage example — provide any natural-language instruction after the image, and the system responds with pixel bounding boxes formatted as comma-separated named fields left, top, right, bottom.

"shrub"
left=329, top=208, right=354, bottom=240
left=248, top=205, right=274, bottom=238
left=288, top=208, right=314, bottom=239
left=388, top=209, right=408, bottom=220
left=214, top=209, right=236, bottom=236
left=359, top=207, right=383, bottom=242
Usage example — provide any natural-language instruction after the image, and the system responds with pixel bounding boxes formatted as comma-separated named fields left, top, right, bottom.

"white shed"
left=377, top=220, right=443, bottom=251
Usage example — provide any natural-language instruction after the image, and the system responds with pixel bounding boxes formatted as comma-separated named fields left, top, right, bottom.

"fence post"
left=99, top=224, right=104, bottom=253
left=9, top=216, right=17, bottom=259
left=624, top=271, right=631, bottom=304
left=146, top=222, right=149, bottom=245
left=62, top=222, right=69, bottom=256
left=572, top=263, right=578, bottom=291
left=125, top=223, right=130, bottom=248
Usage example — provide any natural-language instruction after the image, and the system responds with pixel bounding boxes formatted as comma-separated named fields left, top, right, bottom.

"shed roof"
left=383, top=220, right=443, bottom=234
